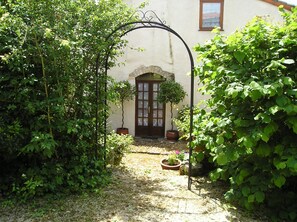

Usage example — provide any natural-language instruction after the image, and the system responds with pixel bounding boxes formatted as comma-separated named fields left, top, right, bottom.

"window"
left=199, top=0, right=224, bottom=31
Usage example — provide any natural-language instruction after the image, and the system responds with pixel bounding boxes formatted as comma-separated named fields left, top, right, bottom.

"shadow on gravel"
left=0, top=165, right=170, bottom=222
left=0, top=146, right=268, bottom=222
left=190, top=177, right=268, bottom=222
left=89, top=165, right=181, bottom=222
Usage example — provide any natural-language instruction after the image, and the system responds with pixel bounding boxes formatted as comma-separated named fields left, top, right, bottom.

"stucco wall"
left=108, top=0, right=285, bottom=136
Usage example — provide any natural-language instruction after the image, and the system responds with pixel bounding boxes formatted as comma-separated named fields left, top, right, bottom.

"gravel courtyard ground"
left=0, top=138, right=267, bottom=222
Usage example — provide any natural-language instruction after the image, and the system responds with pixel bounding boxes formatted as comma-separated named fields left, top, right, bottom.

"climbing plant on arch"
left=95, top=10, right=195, bottom=189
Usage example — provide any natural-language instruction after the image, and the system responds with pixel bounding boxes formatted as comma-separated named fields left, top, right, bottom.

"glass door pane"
left=136, top=82, right=149, bottom=127
left=152, top=83, right=164, bottom=128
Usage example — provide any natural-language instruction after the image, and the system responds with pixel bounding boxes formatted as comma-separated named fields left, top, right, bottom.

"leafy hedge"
left=193, top=7, right=297, bottom=220
left=106, top=131, right=133, bottom=166
left=0, top=0, right=135, bottom=199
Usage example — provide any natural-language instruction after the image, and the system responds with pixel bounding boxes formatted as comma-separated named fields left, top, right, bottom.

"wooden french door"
left=135, top=80, right=165, bottom=137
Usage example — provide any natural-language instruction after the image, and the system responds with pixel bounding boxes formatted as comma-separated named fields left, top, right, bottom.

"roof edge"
left=261, top=0, right=293, bottom=11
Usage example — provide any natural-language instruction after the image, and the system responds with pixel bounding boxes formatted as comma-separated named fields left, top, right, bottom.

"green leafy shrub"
left=190, top=152, right=204, bottom=166
left=106, top=131, right=133, bottom=166
left=12, top=156, right=108, bottom=200
left=174, top=105, right=201, bottom=139
left=175, top=150, right=185, bottom=161
left=193, top=7, right=297, bottom=220
left=0, top=0, right=135, bottom=200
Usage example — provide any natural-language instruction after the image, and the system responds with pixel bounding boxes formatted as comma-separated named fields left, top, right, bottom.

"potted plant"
left=157, top=80, right=186, bottom=141
left=160, top=152, right=182, bottom=170
left=114, top=80, right=135, bottom=134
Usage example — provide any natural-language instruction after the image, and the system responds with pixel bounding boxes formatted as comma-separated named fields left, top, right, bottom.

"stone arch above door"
left=129, top=65, right=174, bottom=80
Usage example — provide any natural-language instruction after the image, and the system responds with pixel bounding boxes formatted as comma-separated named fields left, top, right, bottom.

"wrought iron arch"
left=95, top=11, right=195, bottom=190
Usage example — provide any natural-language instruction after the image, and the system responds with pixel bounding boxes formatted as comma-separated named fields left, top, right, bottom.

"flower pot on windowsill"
left=116, top=128, right=129, bottom=135
left=160, top=158, right=181, bottom=170
left=166, top=130, right=179, bottom=141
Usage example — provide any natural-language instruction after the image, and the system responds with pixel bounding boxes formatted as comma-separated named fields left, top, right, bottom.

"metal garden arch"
left=95, top=11, right=195, bottom=190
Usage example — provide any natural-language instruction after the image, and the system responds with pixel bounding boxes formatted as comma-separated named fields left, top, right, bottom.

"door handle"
left=148, top=106, right=151, bottom=114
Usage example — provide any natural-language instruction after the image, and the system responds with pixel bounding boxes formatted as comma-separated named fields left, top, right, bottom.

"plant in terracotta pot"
left=160, top=152, right=181, bottom=170
left=114, top=80, right=135, bottom=134
left=157, top=80, right=186, bottom=141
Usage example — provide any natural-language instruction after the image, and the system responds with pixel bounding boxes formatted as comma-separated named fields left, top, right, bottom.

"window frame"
left=199, top=0, right=224, bottom=31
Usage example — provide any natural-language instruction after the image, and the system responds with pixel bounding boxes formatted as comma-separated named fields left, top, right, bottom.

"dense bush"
left=0, top=0, right=135, bottom=199
left=193, top=7, right=297, bottom=220
left=106, top=131, right=133, bottom=166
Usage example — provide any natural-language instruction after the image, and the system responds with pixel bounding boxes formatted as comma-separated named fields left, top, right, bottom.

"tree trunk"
left=170, top=102, right=173, bottom=131
left=121, top=99, right=124, bottom=129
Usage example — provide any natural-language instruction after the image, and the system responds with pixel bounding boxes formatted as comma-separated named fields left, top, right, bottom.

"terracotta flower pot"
left=166, top=130, right=179, bottom=141
left=116, top=128, right=129, bottom=135
left=160, top=158, right=181, bottom=170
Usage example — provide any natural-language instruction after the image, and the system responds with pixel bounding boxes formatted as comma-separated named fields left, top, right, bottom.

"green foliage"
left=113, top=81, right=136, bottom=128
left=106, top=131, right=133, bottom=166
left=21, top=132, right=57, bottom=158
left=174, top=105, right=201, bottom=139
left=157, top=80, right=186, bottom=105
left=158, top=81, right=186, bottom=130
left=193, top=8, right=297, bottom=220
left=190, top=152, right=204, bottom=166
left=12, top=156, right=108, bottom=200
left=114, top=81, right=136, bottom=103
left=0, top=0, right=136, bottom=200
left=167, top=153, right=179, bottom=166
left=175, top=150, right=185, bottom=161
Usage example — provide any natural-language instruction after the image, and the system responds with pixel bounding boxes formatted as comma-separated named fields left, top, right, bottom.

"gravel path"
left=100, top=138, right=266, bottom=222
left=0, top=138, right=267, bottom=222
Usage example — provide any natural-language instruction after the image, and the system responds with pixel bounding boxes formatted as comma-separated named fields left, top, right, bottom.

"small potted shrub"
left=114, top=80, right=135, bottom=134
left=160, top=152, right=182, bottom=170
left=157, top=80, right=186, bottom=141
